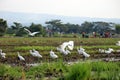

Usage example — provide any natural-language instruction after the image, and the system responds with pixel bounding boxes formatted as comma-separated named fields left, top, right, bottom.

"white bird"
left=17, top=52, right=25, bottom=61
left=77, top=47, right=90, bottom=60
left=50, top=50, right=58, bottom=59
left=77, top=47, right=83, bottom=54
left=79, top=46, right=85, bottom=52
left=29, top=50, right=42, bottom=58
left=116, top=50, right=120, bottom=52
left=0, top=49, right=6, bottom=58
left=67, top=41, right=74, bottom=50
left=57, top=45, right=71, bottom=55
left=57, top=47, right=64, bottom=53
left=62, top=49, right=71, bottom=55
left=65, top=49, right=71, bottom=54
left=82, top=51, right=90, bottom=58
left=116, top=41, right=120, bottom=46
left=61, top=42, right=70, bottom=50
left=99, top=49, right=105, bottom=53
left=105, top=48, right=114, bottom=54
left=32, top=49, right=42, bottom=58
left=108, top=48, right=114, bottom=52
left=24, top=28, right=39, bottom=36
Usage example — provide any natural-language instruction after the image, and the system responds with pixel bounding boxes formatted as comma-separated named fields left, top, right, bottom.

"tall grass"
left=64, top=62, right=91, bottom=80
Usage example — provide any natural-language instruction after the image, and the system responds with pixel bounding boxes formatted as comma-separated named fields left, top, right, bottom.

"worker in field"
left=82, top=32, right=85, bottom=38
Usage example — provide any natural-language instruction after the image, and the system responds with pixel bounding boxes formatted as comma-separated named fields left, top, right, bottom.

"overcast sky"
left=0, top=0, right=120, bottom=18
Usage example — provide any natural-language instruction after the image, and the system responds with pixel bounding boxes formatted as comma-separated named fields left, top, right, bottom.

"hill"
left=0, top=11, right=120, bottom=26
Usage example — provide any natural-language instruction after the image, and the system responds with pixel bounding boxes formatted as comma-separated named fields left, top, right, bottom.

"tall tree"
left=46, top=20, right=63, bottom=32
left=0, top=19, right=8, bottom=36
left=80, top=21, right=94, bottom=33
left=11, top=22, right=26, bottom=36
left=115, top=24, right=120, bottom=34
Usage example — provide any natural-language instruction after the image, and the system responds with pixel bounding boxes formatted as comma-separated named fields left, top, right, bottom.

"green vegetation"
left=0, top=61, right=120, bottom=80
left=0, top=37, right=120, bottom=79
left=0, top=18, right=120, bottom=37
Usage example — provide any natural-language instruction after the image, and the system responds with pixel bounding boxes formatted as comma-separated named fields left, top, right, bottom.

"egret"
left=105, top=48, right=114, bottom=54
left=24, top=28, right=39, bottom=36
left=77, top=47, right=83, bottom=54
left=116, top=41, right=120, bottom=46
left=104, top=48, right=114, bottom=59
left=0, top=49, right=6, bottom=58
left=61, top=42, right=70, bottom=50
left=17, top=52, right=25, bottom=61
left=29, top=50, right=42, bottom=58
left=57, top=45, right=71, bottom=55
left=82, top=51, right=90, bottom=58
left=77, top=48, right=90, bottom=60
left=57, top=46, right=64, bottom=53
left=116, top=50, right=120, bottom=52
left=99, top=49, right=105, bottom=53
left=62, top=49, right=71, bottom=55
left=32, top=49, right=42, bottom=58
left=67, top=41, right=74, bottom=50
left=50, top=50, right=58, bottom=59
left=79, top=46, right=85, bottom=52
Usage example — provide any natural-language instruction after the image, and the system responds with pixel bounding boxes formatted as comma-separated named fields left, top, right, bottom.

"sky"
left=0, top=0, right=120, bottom=18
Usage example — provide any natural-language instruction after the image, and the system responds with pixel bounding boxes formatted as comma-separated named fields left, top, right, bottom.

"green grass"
left=0, top=61, right=120, bottom=80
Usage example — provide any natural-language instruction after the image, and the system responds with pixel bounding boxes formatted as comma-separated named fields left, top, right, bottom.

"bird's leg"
left=83, top=56, right=85, bottom=61
left=107, top=54, right=110, bottom=61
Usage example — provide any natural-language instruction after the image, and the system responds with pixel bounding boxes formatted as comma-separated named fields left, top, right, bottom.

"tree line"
left=0, top=18, right=120, bottom=37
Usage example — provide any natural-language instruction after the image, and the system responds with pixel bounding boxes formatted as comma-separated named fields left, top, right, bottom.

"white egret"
left=57, top=45, right=71, bottom=55
left=61, top=42, right=70, bottom=50
left=82, top=51, right=90, bottom=58
left=77, top=47, right=83, bottom=54
left=79, top=46, right=85, bottom=52
left=17, top=52, right=25, bottom=61
left=116, top=41, right=120, bottom=46
left=104, top=48, right=115, bottom=60
left=99, top=49, right=105, bottom=53
left=77, top=47, right=90, bottom=60
left=105, top=48, right=114, bottom=54
left=67, top=41, right=74, bottom=50
left=116, top=50, right=120, bottom=52
left=32, top=49, right=42, bottom=58
left=50, top=50, right=58, bottom=59
left=29, top=50, right=42, bottom=58
left=24, top=28, right=39, bottom=36
left=0, top=49, right=6, bottom=58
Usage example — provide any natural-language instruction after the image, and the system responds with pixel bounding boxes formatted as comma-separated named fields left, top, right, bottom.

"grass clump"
left=64, top=62, right=91, bottom=80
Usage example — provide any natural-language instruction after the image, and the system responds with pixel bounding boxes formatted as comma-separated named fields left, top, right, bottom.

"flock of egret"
left=0, top=40, right=120, bottom=62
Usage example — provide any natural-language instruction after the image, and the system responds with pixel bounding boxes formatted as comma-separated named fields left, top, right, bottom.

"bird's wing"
left=61, top=42, right=69, bottom=50
left=24, top=28, right=31, bottom=34
left=78, top=50, right=83, bottom=54
left=67, top=41, right=74, bottom=50
left=31, top=32, right=39, bottom=35
left=66, top=49, right=71, bottom=54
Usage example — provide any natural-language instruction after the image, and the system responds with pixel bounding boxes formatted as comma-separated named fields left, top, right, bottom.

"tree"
left=65, top=23, right=81, bottom=33
left=80, top=21, right=94, bottom=33
left=115, top=24, right=120, bottom=34
left=11, top=22, right=26, bottom=36
left=0, top=19, right=8, bottom=36
left=46, top=20, right=63, bottom=32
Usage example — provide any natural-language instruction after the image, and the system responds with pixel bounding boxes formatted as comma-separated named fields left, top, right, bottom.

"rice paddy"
left=0, top=37, right=120, bottom=80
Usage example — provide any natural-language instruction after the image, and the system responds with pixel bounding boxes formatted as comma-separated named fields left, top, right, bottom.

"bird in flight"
left=24, top=28, right=39, bottom=36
